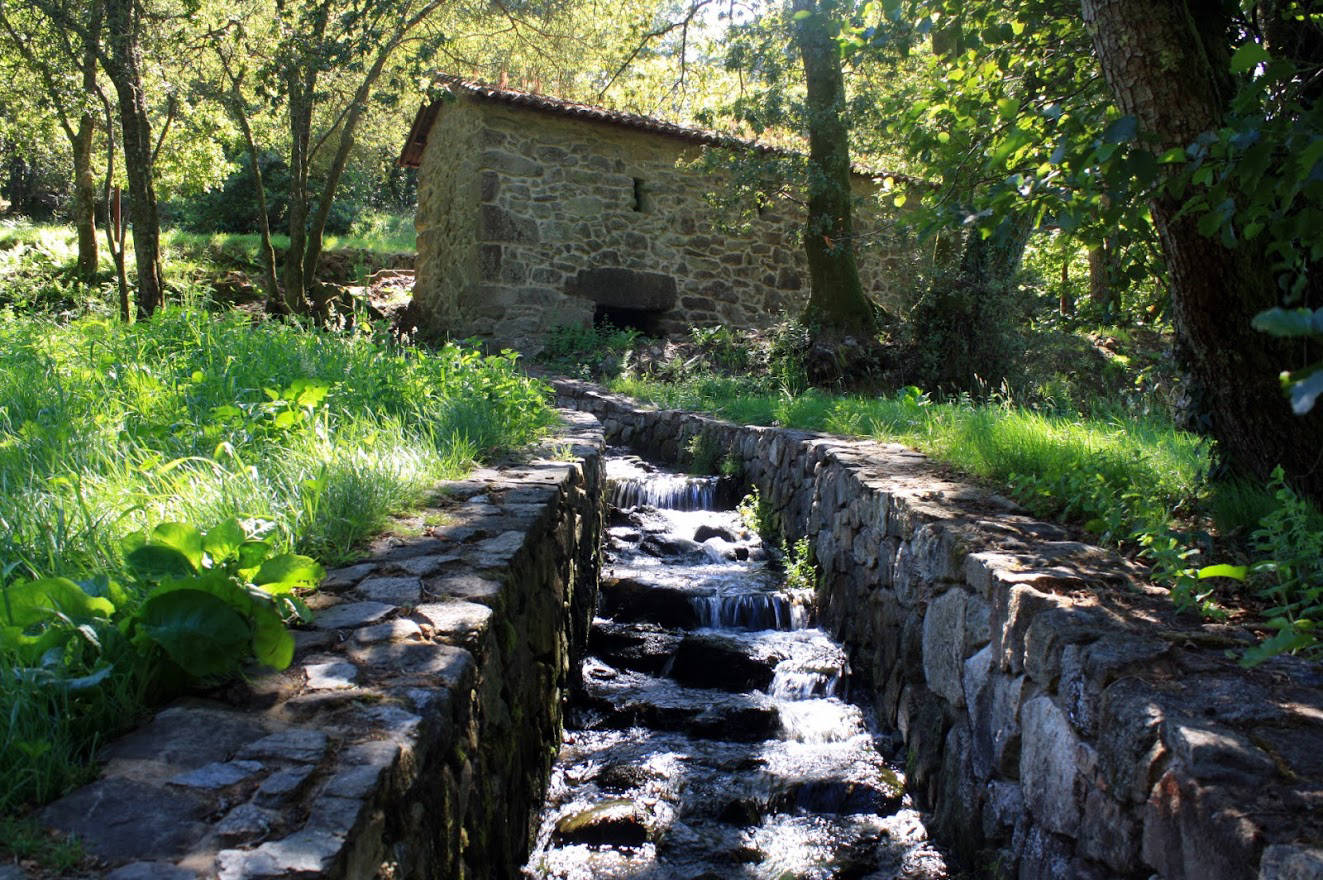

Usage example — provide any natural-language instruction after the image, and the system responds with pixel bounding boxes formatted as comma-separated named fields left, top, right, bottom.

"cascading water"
left=523, top=451, right=948, bottom=879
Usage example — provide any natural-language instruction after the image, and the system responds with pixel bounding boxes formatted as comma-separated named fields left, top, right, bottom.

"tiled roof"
left=398, top=75, right=906, bottom=182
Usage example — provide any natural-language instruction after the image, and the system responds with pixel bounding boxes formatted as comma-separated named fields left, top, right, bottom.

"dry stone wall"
left=414, top=99, right=927, bottom=352
left=36, top=411, right=604, bottom=880
left=555, top=380, right=1323, bottom=880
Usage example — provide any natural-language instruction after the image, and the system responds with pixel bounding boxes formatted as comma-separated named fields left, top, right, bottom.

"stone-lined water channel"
left=524, top=451, right=949, bottom=879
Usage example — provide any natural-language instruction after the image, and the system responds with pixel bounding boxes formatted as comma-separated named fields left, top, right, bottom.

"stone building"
left=400, top=77, right=918, bottom=352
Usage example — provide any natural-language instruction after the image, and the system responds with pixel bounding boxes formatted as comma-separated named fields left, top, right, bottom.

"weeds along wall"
left=37, top=413, right=604, bottom=880
left=555, top=380, right=1323, bottom=880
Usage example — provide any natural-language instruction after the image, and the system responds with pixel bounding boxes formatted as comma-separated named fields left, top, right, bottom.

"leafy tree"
left=1080, top=0, right=1323, bottom=500
left=211, top=0, right=448, bottom=313
left=790, top=0, right=877, bottom=336
left=0, top=2, right=100, bottom=280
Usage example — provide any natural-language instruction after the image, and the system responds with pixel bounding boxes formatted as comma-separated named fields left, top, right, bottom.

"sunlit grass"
left=611, top=375, right=1207, bottom=540
left=0, top=304, right=553, bottom=815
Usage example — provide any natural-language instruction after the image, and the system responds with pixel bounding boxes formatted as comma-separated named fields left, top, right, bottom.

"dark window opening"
left=632, top=178, right=647, bottom=212
left=595, top=303, right=662, bottom=337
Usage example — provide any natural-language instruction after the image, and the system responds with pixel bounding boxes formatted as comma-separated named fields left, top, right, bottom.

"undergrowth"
left=0, top=304, right=553, bottom=814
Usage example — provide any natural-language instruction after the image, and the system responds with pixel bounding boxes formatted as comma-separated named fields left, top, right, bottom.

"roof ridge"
left=400, top=73, right=915, bottom=183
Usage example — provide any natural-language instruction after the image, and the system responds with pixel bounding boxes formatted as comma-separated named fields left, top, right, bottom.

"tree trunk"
left=72, top=36, right=99, bottom=280
left=103, top=0, right=163, bottom=316
left=1087, top=243, right=1118, bottom=314
left=223, top=74, right=279, bottom=302
left=791, top=0, right=876, bottom=336
left=1082, top=0, right=1323, bottom=499
left=301, top=46, right=393, bottom=293
left=281, top=73, right=312, bottom=312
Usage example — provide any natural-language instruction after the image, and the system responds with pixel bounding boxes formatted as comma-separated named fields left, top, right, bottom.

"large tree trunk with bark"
left=72, top=35, right=99, bottom=280
left=72, top=115, right=98, bottom=280
left=791, top=0, right=876, bottom=336
left=282, top=73, right=312, bottom=313
left=1082, top=0, right=1323, bottom=500
left=104, top=0, right=162, bottom=316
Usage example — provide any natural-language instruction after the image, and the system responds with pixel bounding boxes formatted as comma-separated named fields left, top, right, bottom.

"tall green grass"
left=611, top=375, right=1206, bottom=542
left=0, top=305, right=553, bottom=814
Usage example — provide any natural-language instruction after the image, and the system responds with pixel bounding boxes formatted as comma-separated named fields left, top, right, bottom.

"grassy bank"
left=0, top=304, right=553, bottom=814
left=612, top=375, right=1206, bottom=542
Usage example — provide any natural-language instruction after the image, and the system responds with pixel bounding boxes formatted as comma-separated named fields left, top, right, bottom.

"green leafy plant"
left=1197, top=467, right=1323, bottom=666
left=784, top=536, right=816, bottom=594
left=737, top=485, right=778, bottom=545
left=537, top=321, right=643, bottom=380
left=122, top=519, right=320, bottom=678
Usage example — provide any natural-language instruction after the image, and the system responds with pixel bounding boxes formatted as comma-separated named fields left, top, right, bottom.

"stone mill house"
left=399, top=77, right=918, bottom=352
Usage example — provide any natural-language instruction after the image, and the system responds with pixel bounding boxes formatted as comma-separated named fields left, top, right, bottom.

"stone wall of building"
left=413, top=98, right=928, bottom=353
left=37, top=412, right=605, bottom=880
left=555, top=380, right=1323, bottom=880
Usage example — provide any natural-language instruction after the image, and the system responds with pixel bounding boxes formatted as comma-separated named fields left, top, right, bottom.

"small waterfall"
left=768, top=666, right=843, bottom=700
left=778, top=700, right=864, bottom=744
left=690, top=593, right=810, bottom=631
left=609, top=475, right=719, bottom=511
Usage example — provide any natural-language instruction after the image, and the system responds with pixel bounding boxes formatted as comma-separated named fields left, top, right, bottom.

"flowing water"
left=523, top=451, right=948, bottom=880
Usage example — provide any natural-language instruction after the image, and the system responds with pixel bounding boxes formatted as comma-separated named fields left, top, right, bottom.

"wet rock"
left=553, top=799, right=650, bottom=847
left=590, top=621, right=683, bottom=674
left=694, top=524, right=738, bottom=543
left=582, top=668, right=780, bottom=741
left=593, top=763, right=655, bottom=793
left=599, top=577, right=700, bottom=628
left=670, top=633, right=776, bottom=692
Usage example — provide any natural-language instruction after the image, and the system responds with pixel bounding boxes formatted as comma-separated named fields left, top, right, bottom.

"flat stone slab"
left=429, top=573, right=503, bottom=605
left=313, top=600, right=395, bottom=630
left=100, top=705, right=268, bottom=771
left=216, top=829, right=344, bottom=879
left=169, top=759, right=264, bottom=789
left=41, top=777, right=210, bottom=862
left=354, top=618, right=422, bottom=645
left=417, top=600, right=494, bottom=643
left=357, top=575, right=422, bottom=605
left=237, top=729, right=329, bottom=764
left=349, top=641, right=474, bottom=682
left=304, top=661, right=358, bottom=690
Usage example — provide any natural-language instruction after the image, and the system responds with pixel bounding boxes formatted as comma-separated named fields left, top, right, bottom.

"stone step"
left=590, top=622, right=850, bottom=698
left=577, top=661, right=781, bottom=741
